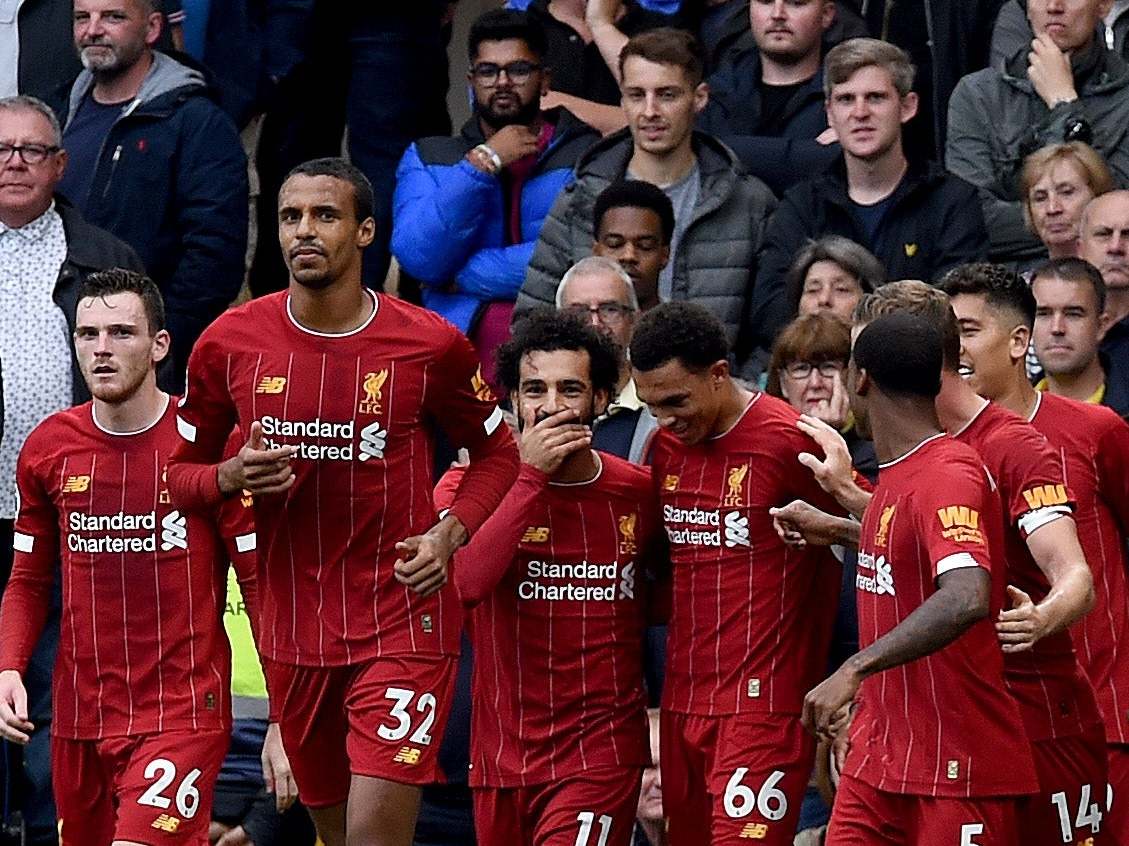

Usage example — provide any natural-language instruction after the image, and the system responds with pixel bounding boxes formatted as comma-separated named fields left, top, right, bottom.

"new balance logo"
left=62, top=475, right=90, bottom=493
left=724, top=511, right=749, bottom=548
left=160, top=511, right=187, bottom=551
left=739, top=822, right=768, bottom=839
left=358, top=421, right=387, bottom=461
left=1022, top=483, right=1068, bottom=510
left=393, top=746, right=421, bottom=765
left=618, top=562, right=636, bottom=600
left=874, top=555, right=895, bottom=596
left=522, top=526, right=550, bottom=543
left=151, top=814, right=180, bottom=832
left=255, top=376, right=286, bottom=394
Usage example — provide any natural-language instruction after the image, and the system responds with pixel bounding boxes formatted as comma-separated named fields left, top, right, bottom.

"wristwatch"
left=1063, top=117, right=1092, bottom=145
left=470, top=144, right=502, bottom=176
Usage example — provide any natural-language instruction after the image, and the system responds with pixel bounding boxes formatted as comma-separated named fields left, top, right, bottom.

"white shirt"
left=0, top=203, right=73, bottom=518
left=0, top=0, right=25, bottom=99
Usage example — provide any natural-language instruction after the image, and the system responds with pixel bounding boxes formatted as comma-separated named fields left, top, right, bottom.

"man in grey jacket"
left=515, top=28, right=777, bottom=377
left=947, top=0, right=1129, bottom=266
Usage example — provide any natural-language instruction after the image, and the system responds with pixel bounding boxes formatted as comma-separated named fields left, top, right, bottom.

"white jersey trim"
left=234, top=532, right=257, bottom=553
left=13, top=532, right=33, bottom=553
left=1018, top=505, right=1072, bottom=536
left=91, top=393, right=170, bottom=437
left=285, top=290, right=378, bottom=338
left=936, top=552, right=981, bottom=576
left=483, top=406, right=504, bottom=436
left=548, top=452, right=603, bottom=487
left=949, top=398, right=991, bottom=438
left=878, top=432, right=946, bottom=469
left=709, top=393, right=761, bottom=441
left=177, top=415, right=198, bottom=443
left=1026, top=391, right=1043, bottom=424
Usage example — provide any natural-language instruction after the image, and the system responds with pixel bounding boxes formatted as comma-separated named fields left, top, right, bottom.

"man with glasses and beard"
left=392, top=8, right=598, bottom=394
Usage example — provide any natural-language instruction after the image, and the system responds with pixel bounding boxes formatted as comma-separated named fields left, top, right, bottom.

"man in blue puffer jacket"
left=392, top=8, right=598, bottom=391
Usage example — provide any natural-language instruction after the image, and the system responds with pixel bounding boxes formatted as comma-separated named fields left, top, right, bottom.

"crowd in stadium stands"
left=0, top=0, right=1128, bottom=845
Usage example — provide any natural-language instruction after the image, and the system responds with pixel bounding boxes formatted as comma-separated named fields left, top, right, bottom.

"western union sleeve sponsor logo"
left=1022, top=483, right=1069, bottom=510
left=936, top=505, right=983, bottom=544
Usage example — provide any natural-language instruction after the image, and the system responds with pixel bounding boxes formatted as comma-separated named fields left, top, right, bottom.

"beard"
left=78, top=38, right=147, bottom=76
left=474, top=92, right=541, bottom=130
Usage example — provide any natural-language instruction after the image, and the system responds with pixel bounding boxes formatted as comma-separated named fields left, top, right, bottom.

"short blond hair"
left=823, top=38, right=914, bottom=99
left=1021, top=142, right=1114, bottom=229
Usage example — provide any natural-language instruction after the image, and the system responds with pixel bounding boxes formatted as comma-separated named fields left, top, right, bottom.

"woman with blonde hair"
left=1022, top=142, right=1114, bottom=261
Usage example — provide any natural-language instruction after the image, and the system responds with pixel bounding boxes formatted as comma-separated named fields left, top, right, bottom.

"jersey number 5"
left=137, top=758, right=202, bottom=819
left=377, top=687, right=437, bottom=745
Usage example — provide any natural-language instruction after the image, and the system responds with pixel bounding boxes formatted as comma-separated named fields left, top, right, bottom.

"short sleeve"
left=998, top=426, right=1073, bottom=539
left=916, top=454, right=993, bottom=582
left=175, top=332, right=238, bottom=462
left=424, top=328, right=505, bottom=449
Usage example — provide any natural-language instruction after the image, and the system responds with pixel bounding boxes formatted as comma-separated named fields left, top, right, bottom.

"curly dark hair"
left=78, top=268, right=165, bottom=334
left=938, top=262, right=1036, bottom=329
left=285, top=157, right=374, bottom=223
left=629, top=301, right=729, bottom=373
left=593, top=180, right=675, bottom=245
left=495, top=309, right=621, bottom=398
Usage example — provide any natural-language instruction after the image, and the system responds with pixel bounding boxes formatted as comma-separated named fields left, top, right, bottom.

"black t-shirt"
left=756, top=77, right=809, bottom=136
left=57, top=95, right=126, bottom=212
left=527, top=0, right=685, bottom=105
left=849, top=192, right=898, bottom=246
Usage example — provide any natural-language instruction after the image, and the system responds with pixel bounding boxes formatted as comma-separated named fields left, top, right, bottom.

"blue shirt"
left=57, top=95, right=126, bottom=212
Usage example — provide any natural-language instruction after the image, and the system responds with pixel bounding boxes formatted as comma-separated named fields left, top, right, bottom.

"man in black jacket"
left=751, top=39, right=988, bottom=343
left=56, top=0, right=248, bottom=393
left=697, top=0, right=840, bottom=195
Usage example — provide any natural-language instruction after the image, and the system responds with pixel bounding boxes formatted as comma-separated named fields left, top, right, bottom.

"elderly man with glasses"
left=0, top=92, right=141, bottom=845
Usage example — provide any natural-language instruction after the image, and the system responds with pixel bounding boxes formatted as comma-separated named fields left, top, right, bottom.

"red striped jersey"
left=650, top=393, right=842, bottom=716
left=0, top=397, right=254, bottom=740
left=171, top=292, right=509, bottom=666
left=443, top=455, right=657, bottom=787
left=954, top=400, right=1102, bottom=742
left=845, top=434, right=1037, bottom=797
left=1028, top=391, right=1129, bottom=743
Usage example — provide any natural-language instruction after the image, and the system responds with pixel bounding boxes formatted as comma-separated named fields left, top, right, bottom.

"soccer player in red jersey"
left=629, top=302, right=844, bottom=845
left=803, top=311, right=1038, bottom=844
left=939, top=263, right=1129, bottom=841
left=782, top=279, right=1107, bottom=845
left=166, top=158, right=519, bottom=846
left=0, top=270, right=257, bottom=845
left=434, top=311, right=660, bottom=845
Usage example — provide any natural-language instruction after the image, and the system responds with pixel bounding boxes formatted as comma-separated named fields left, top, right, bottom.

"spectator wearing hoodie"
left=947, top=0, right=1129, bottom=266
left=391, top=9, right=599, bottom=392
left=56, top=0, right=248, bottom=393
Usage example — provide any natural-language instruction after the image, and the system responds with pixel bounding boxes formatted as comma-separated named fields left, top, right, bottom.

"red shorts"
left=826, top=774, right=1022, bottom=846
left=52, top=729, right=228, bottom=846
left=660, top=710, right=814, bottom=845
left=1021, top=726, right=1109, bottom=845
left=265, top=653, right=457, bottom=808
left=1108, top=743, right=1129, bottom=843
left=473, top=767, right=643, bottom=846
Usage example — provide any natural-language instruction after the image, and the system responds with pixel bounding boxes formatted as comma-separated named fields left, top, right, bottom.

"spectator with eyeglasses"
left=392, top=9, right=599, bottom=397
left=0, top=93, right=141, bottom=846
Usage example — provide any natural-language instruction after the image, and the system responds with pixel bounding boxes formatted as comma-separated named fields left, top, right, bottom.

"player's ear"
left=708, top=360, right=729, bottom=389
left=356, top=216, right=377, bottom=249
left=855, top=367, right=871, bottom=397
left=151, top=328, right=171, bottom=364
left=1008, top=323, right=1030, bottom=365
left=593, top=387, right=610, bottom=418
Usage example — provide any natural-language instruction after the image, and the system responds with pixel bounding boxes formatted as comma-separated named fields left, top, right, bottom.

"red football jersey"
left=442, top=455, right=657, bottom=787
left=1028, top=391, right=1129, bottom=743
left=171, top=292, right=511, bottom=666
left=650, top=393, right=842, bottom=717
left=954, top=400, right=1102, bottom=742
left=0, top=398, right=254, bottom=740
left=846, top=433, right=1037, bottom=797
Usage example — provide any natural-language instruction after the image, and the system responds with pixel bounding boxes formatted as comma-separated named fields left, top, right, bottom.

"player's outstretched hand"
left=519, top=408, right=591, bottom=476
left=0, top=669, right=33, bottom=744
left=395, top=516, right=466, bottom=597
left=802, top=665, right=860, bottom=742
left=769, top=500, right=854, bottom=548
left=262, top=722, right=298, bottom=813
left=796, top=415, right=854, bottom=493
left=996, top=585, right=1047, bottom=653
left=218, top=421, right=298, bottom=497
